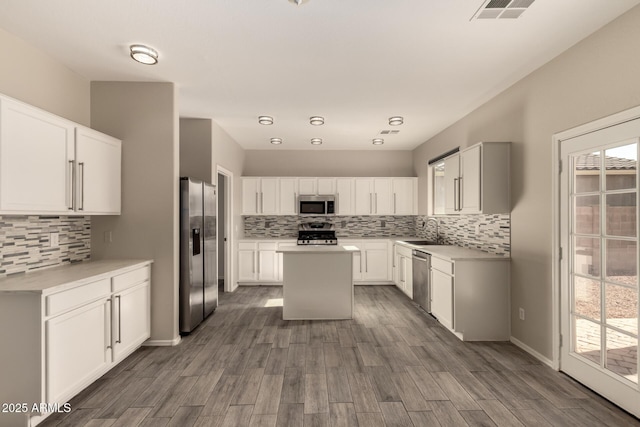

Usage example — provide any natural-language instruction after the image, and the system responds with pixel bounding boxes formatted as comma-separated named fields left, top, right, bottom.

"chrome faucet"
left=425, top=217, right=441, bottom=244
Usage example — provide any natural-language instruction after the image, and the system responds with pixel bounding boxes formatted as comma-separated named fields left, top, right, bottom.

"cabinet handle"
left=359, top=254, right=362, bottom=273
left=106, top=298, right=112, bottom=350
left=365, top=252, right=368, bottom=273
left=256, top=193, right=259, bottom=214
left=261, top=192, right=264, bottom=213
left=393, top=193, right=397, bottom=214
left=458, top=177, right=463, bottom=211
left=375, top=193, right=378, bottom=214
left=115, top=295, right=122, bottom=344
left=369, top=193, right=372, bottom=213
left=294, top=193, right=298, bottom=214
left=68, top=160, right=75, bottom=210
left=453, top=178, right=459, bottom=211
left=78, top=162, right=85, bottom=211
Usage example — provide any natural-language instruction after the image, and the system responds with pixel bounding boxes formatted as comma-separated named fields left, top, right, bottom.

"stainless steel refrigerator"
left=180, top=177, right=218, bottom=334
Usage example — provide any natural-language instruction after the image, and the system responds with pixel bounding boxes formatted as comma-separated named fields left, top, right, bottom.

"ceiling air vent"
left=380, top=130, right=400, bottom=135
left=472, top=0, right=535, bottom=20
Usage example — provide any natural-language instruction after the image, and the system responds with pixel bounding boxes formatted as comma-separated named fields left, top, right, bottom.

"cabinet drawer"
left=46, top=278, right=111, bottom=317
left=239, top=242, right=257, bottom=250
left=365, top=242, right=388, bottom=251
left=112, top=266, right=150, bottom=292
left=431, top=257, right=454, bottom=275
left=257, top=242, right=277, bottom=251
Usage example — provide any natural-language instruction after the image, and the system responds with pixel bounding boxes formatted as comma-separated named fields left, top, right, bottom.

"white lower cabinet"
left=0, top=261, right=151, bottom=427
left=342, top=240, right=392, bottom=283
left=238, top=241, right=294, bottom=284
left=429, top=255, right=510, bottom=341
left=46, top=297, right=111, bottom=404
left=393, top=244, right=413, bottom=298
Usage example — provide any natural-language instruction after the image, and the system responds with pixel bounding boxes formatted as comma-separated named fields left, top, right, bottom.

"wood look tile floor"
left=41, top=286, right=639, bottom=427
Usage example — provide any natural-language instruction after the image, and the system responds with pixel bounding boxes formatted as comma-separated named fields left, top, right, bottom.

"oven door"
left=299, top=200, right=327, bottom=215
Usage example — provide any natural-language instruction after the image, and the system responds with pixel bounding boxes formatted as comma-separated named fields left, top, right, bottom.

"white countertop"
left=277, top=245, right=360, bottom=254
left=396, top=242, right=508, bottom=261
left=0, top=259, right=153, bottom=294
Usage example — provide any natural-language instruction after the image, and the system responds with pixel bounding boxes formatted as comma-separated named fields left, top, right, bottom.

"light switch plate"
left=49, top=232, right=59, bottom=247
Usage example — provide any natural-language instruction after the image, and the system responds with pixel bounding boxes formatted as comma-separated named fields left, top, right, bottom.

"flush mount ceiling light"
left=258, top=116, right=274, bottom=125
left=388, top=116, right=404, bottom=126
left=270, top=138, right=283, bottom=145
left=310, top=138, right=323, bottom=145
left=310, top=116, right=325, bottom=126
left=372, top=138, right=384, bottom=145
left=130, top=44, right=158, bottom=65
left=288, top=0, right=310, bottom=5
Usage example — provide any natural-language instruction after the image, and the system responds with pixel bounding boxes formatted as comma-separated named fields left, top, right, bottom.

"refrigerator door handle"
left=192, top=228, right=201, bottom=255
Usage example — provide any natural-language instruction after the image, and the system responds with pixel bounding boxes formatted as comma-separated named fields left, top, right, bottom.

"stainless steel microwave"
left=298, top=195, right=337, bottom=215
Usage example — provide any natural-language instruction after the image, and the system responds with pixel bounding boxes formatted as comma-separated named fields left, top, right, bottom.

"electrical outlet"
left=380, top=220, right=386, bottom=228
left=519, top=308, right=525, bottom=320
left=49, top=232, right=59, bottom=247
left=475, top=224, right=481, bottom=233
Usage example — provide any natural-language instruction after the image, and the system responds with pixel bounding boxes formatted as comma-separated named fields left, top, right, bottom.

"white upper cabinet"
left=0, top=97, right=75, bottom=213
left=392, top=178, right=417, bottom=215
left=354, top=178, right=373, bottom=215
left=242, top=177, right=279, bottom=215
left=373, top=178, right=393, bottom=215
left=317, top=178, right=336, bottom=195
left=0, top=95, right=122, bottom=215
left=443, top=142, right=510, bottom=214
left=75, top=127, right=121, bottom=215
left=298, top=178, right=317, bottom=195
left=279, top=178, right=298, bottom=215
left=336, top=178, right=354, bottom=215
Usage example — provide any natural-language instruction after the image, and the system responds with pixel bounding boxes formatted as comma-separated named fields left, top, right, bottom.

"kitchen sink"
left=396, top=240, right=439, bottom=245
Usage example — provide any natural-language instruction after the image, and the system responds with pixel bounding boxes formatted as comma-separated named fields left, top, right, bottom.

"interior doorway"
left=217, top=166, right=233, bottom=293
left=555, top=109, right=640, bottom=417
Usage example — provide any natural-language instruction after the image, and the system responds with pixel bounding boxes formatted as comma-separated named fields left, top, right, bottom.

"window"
left=432, top=161, right=445, bottom=215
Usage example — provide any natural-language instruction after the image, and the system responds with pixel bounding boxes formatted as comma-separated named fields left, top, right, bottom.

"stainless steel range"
left=297, top=222, right=337, bottom=245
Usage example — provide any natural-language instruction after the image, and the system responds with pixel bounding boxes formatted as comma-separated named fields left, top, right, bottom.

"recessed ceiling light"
left=130, top=44, right=158, bottom=65
left=288, top=0, right=309, bottom=5
left=388, top=116, right=403, bottom=126
left=311, top=138, right=323, bottom=145
left=310, top=116, right=325, bottom=126
left=258, top=116, right=274, bottom=125
left=270, top=138, right=283, bottom=145
left=372, top=138, right=384, bottom=145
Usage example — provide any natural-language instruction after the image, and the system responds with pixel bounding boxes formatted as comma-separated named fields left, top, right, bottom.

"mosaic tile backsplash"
left=416, top=214, right=510, bottom=256
left=0, top=216, right=91, bottom=276
left=244, top=215, right=416, bottom=238
left=244, top=214, right=510, bottom=256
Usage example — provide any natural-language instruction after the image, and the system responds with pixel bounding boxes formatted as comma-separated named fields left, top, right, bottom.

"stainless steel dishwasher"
left=412, top=249, right=431, bottom=312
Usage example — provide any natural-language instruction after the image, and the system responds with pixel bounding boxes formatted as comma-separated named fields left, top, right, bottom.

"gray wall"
left=243, top=150, right=415, bottom=177
left=0, top=27, right=90, bottom=126
left=180, top=118, right=213, bottom=183
left=90, top=82, right=180, bottom=345
left=412, top=5, right=640, bottom=360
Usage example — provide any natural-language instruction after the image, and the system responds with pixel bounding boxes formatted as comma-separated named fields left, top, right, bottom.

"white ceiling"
left=0, top=0, right=638, bottom=150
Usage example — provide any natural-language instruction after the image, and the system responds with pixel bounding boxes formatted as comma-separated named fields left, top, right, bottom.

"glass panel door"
left=560, top=119, right=640, bottom=417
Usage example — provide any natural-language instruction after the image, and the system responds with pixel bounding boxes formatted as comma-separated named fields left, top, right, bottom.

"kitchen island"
left=277, top=245, right=359, bottom=320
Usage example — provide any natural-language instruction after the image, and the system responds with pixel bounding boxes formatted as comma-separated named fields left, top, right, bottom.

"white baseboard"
left=144, top=336, right=181, bottom=347
left=510, top=336, right=554, bottom=368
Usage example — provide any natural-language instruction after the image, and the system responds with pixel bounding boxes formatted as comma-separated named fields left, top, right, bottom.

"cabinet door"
left=392, top=178, right=415, bottom=215
left=75, top=127, right=121, bottom=214
left=363, top=243, right=389, bottom=281
left=113, top=281, right=150, bottom=362
left=0, top=98, right=75, bottom=213
left=403, top=256, right=413, bottom=299
left=352, top=251, right=363, bottom=281
left=260, top=178, right=279, bottom=215
left=317, top=178, right=336, bottom=195
left=242, top=178, right=260, bottom=215
left=444, top=155, right=460, bottom=214
left=336, top=178, right=354, bottom=215
left=354, top=179, right=373, bottom=215
left=46, top=298, right=111, bottom=403
left=298, top=178, right=317, bottom=195
left=258, top=242, right=279, bottom=281
left=279, top=178, right=298, bottom=215
left=431, top=269, right=454, bottom=330
left=238, top=249, right=257, bottom=281
left=373, top=179, right=393, bottom=215
left=460, top=145, right=481, bottom=213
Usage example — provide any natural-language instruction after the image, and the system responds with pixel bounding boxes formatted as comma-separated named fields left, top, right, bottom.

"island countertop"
left=277, top=245, right=360, bottom=254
